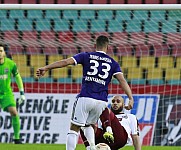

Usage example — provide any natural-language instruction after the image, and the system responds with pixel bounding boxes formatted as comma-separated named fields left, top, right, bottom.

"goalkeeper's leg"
left=8, top=107, right=22, bottom=144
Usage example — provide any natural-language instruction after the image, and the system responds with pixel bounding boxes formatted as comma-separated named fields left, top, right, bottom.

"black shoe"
left=14, top=139, right=23, bottom=144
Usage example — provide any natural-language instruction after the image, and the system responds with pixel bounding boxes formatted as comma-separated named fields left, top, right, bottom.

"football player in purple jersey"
left=36, top=35, right=134, bottom=150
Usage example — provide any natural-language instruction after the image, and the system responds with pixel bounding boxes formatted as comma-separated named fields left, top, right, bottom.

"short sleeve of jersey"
left=129, top=114, right=139, bottom=135
left=72, top=52, right=85, bottom=65
left=12, top=63, right=18, bottom=77
left=113, top=62, right=122, bottom=76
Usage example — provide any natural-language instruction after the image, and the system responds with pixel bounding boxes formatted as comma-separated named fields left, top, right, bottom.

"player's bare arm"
left=36, top=57, right=75, bottom=78
left=114, top=73, right=134, bottom=110
left=132, top=134, right=142, bottom=150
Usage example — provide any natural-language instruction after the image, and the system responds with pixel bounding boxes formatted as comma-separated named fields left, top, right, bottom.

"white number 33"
left=87, top=60, right=111, bottom=79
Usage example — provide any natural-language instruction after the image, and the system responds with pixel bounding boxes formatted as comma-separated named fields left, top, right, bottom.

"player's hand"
left=103, top=132, right=114, bottom=143
left=36, top=67, right=47, bottom=78
left=124, top=99, right=134, bottom=110
left=18, top=92, right=25, bottom=105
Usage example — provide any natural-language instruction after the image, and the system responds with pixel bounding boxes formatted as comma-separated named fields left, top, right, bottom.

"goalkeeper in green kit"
left=0, top=46, right=25, bottom=144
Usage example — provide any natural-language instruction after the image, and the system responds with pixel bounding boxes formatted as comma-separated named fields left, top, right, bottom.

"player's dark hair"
left=96, top=35, right=109, bottom=49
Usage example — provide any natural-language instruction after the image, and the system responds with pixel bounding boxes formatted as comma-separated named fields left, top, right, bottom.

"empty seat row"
left=11, top=54, right=181, bottom=72
left=6, top=43, right=181, bottom=58
left=0, top=9, right=180, bottom=21
left=0, top=0, right=180, bottom=4
left=11, top=54, right=181, bottom=82
left=0, top=18, right=180, bottom=34
left=2, top=31, right=180, bottom=56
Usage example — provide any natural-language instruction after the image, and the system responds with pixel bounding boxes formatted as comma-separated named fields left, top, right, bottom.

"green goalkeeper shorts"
left=0, top=93, right=16, bottom=112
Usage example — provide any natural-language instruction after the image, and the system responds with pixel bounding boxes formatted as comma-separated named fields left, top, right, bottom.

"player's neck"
left=0, top=57, right=5, bottom=64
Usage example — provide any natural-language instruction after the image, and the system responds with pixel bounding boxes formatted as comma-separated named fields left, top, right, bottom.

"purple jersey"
left=72, top=51, right=122, bottom=101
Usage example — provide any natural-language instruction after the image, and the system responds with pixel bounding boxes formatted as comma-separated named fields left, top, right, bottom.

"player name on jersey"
left=90, top=54, right=112, bottom=63
left=85, top=76, right=105, bottom=85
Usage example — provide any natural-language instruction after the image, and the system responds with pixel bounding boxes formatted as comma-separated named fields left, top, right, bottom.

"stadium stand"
left=72, top=19, right=88, bottom=32
left=135, top=44, right=150, bottom=57
left=54, top=19, right=70, bottom=31
left=127, top=67, right=143, bottom=80
left=158, top=56, right=174, bottom=68
left=116, top=45, right=133, bottom=56
left=4, top=0, right=18, bottom=3
left=139, top=56, right=155, bottom=68
left=128, top=0, right=142, bottom=4
left=21, top=31, right=39, bottom=47
left=75, top=0, right=90, bottom=4
left=8, top=46, right=24, bottom=54
left=0, top=8, right=180, bottom=85
left=26, top=46, right=42, bottom=55
left=80, top=10, right=95, bottom=19
left=145, top=0, right=159, bottom=4
left=45, top=10, right=61, bottom=19
left=165, top=68, right=181, bottom=80
left=121, top=56, right=137, bottom=68
left=58, top=31, right=74, bottom=46
left=163, top=0, right=178, bottom=4
left=72, top=64, right=83, bottom=79
left=92, top=0, right=107, bottom=4
left=0, top=18, right=15, bottom=31
left=39, top=0, right=55, bottom=4
left=27, top=10, right=43, bottom=19
left=21, top=0, right=36, bottom=4
left=57, top=0, right=72, bottom=4
left=40, top=31, right=57, bottom=46
left=176, top=57, right=181, bottom=68
left=110, top=0, right=125, bottom=4
left=43, top=47, right=59, bottom=55
left=18, top=19, right=33, bottom=31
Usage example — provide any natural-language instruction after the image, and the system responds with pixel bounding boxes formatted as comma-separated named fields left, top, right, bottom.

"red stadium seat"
left=92, top=0, right=107, bottom=4
left=8, top=46, right=23, bottom=54
left=39, top=0, right=54, bottom=4
left=111, top=32, right=129, bottom=45
left=130, top=32, right=146, bottom=45
left=58, top=31, right=74, bottom=46
left=3, top=31, right=21, bottom=46
left=75, top=0, right=90, bottom=4
left=145, top=0, right=159, bottom=4
left=163, top=0, right=177, bottom=4
left=57, top=0, right=72, bottom=4
left=153, top=44, right=169, bottom=57
left=80, top=46, right=95, bottom=52
left=166, top=33, right=181, bottom=45
left=147, top=32, right=163, bottom=45
left=110, top=0, right=125, bottom=4
left=22, top=31, right=39, bottom=46
left=116, top=44, right=133, bottom=56
left=43, top=47, right=59, bottom=55
left=127, top=0, right=142, bottom=4
left=40, top=31, right=59, bottom=47
left=21, top=0, right=36, bottom=3
left=4, top=0, right=19, bottom=3
left=135, top=44, right=150, bottom=57
left=172, top=43, right=181, bottom=57
left=107, top=45, right=114, bottom=55
left=75, top=32, right=92, bottom=47
left=26, top=46, right=42, bottom=55
left=62, top=46, right=78, bottom=55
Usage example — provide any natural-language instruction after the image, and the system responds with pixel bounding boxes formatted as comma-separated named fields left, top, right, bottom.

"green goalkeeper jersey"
left=0, top=57, right=18, bottom=94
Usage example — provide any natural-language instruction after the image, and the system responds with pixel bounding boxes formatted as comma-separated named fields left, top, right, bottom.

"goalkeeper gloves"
left=18, top=91, right=25, bottom=105
left=103, top=132, right=114, bottom=143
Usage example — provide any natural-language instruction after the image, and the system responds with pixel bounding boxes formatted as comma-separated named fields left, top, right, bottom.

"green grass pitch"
left=0, top=144, right=181, bottom=150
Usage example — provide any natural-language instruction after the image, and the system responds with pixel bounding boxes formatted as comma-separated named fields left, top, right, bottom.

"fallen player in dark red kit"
left=80, top=95, right=141, bottom=150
